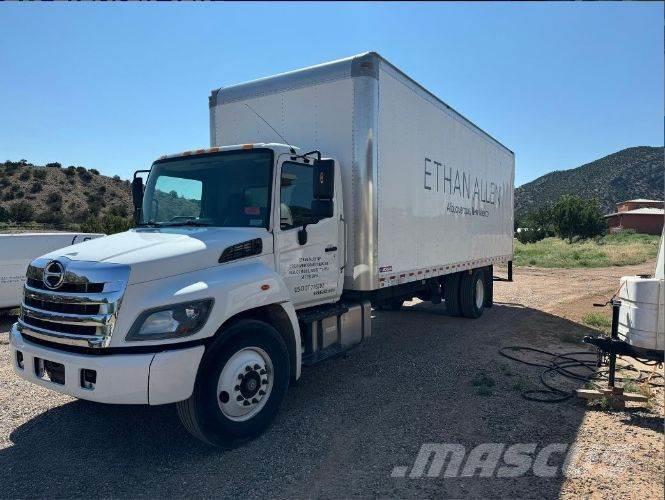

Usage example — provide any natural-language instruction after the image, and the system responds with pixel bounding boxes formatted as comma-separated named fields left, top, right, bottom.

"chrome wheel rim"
left=216, top=347, right=273, bottom=421
left=475, top=278, right=485, bottom=310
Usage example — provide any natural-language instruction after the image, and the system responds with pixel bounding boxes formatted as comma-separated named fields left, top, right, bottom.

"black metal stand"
left=508, top=261, right=513, bottom=282
left=607, top=299, right=621, bottom=387
left=578, top=298, right=653, bottom=408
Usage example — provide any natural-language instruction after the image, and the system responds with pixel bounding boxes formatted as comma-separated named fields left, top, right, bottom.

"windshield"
left=141, top=149, right=273, bottom=228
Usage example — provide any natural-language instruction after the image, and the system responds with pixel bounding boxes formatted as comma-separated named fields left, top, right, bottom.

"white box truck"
left=9, top=53, right=514, bottom=447
left=1, top=232, right=104, bottom=313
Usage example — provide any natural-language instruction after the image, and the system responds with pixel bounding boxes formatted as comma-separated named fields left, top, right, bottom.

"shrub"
left=3, top=191, right=15, bottom=201
left=4, top=163, right=18, bottom=175
left=86, top=195, right=103, bottom=216
left=30, top=182, right=43, bottom=193
left=516, top=228, right=548, bottom=244
left=79, top=170, right=93, bottom=182
left=33, top=169, right=47, bottom=180
left=0, top=178, right=9, bottom=188
left=65, top=166, right=76, bottom=177
left=108, top=204, right=129, bottom=218
left=113, top=175, right=121, bottom=182
left=45, top=162, right=62, bottom=168
left=18, top=169, right=31, bottom=181
left=46, top=191, right=63, bottom=210
left=70, top=207, right=90, bottom=223
left=46, top=191, right=62, bottom=204
left=15, top=190, right=24, bottom=199
left=97, top=185, right=107, bottom=194
left=89, top=168, right=100, bottom=175
left=36, top=210, right=67, bottom=225
left=81, top=215, right=133, bottom=235
left=76, top=166, right=87, bottom=174
left=0, top=205, right=9, bottom=222
left=8, top=200, right=34, bottom=222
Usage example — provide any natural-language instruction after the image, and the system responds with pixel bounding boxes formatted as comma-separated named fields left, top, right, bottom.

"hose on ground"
left=499, top=346, right=664, bottom=403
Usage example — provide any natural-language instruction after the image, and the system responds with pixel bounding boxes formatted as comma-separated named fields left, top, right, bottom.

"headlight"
left=126, top=299, right=213, bottom=341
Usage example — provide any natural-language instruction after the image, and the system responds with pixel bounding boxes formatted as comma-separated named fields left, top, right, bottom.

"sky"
left=0, top=2, right=662, bottom=187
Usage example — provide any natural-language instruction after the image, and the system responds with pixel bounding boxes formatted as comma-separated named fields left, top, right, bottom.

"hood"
left=40, top=227, right=273, bottom=285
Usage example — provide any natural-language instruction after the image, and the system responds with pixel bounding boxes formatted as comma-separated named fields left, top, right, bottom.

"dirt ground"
left=0, top=262, right=662, bottom=498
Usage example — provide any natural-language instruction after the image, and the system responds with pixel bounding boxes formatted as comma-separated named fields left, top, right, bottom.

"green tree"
left=552, top=195, right=605, bottom=243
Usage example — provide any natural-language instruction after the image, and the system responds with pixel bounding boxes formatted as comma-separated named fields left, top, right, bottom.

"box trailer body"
left=0, top=232, right=104, bottom=311
left=10, top=53, right=514, bottom=448
left=210, top=52, right=514, bottom=292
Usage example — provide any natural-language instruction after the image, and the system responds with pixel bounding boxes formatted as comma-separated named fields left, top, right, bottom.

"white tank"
left=618, top=230, right=664, bottom=352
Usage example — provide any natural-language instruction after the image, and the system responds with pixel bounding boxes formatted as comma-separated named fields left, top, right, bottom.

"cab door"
left=274, top=156, right=342, bottom=308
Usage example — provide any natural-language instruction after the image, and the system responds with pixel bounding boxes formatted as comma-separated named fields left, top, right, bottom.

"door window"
left=280, top=162, right=315, bottom=230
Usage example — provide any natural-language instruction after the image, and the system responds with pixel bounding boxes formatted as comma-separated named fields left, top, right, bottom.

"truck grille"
left=18, top=259, right=130, bottom=348
left=24, top=295, right=101, bottom=315
left=21, top=316, right=98, bottom=336
left=26, top=277, right=104, bottom=294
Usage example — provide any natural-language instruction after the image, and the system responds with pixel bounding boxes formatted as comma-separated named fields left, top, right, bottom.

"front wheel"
left=176, top=320, right=290, bottom=448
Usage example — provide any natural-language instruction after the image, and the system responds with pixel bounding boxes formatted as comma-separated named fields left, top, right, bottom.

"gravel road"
left=1, top=263, right=662, bottom=498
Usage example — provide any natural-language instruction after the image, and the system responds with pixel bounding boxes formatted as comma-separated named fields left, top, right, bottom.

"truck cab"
left=11, top=143, right=367, bottom=448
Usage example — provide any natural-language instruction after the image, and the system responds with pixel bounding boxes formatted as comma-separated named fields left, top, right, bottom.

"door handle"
left=325, top=246, right=338, bottom=252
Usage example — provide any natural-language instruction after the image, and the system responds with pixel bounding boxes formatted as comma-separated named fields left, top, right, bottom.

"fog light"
left=16, top=351, right=24, bottom=370
left=81, top=369, right=97, bottom=390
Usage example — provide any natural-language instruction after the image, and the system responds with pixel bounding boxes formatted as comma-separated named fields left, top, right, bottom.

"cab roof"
left=155, top=143, right=298, bottom=162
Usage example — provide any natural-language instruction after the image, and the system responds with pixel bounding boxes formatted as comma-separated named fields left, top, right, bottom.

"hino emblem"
left=43, top=260, right=65, bottom=290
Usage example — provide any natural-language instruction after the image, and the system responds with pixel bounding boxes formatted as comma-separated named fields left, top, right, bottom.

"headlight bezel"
left=126, top=298, right=214, bottom=342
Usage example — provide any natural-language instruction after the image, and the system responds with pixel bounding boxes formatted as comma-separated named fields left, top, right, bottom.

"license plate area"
left=34, top=358, right=65, bottom=385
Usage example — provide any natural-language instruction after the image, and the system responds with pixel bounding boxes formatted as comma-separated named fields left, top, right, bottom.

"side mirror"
left=131, top=176, right=144, bottom=211
left=313, top=159, right=334, bottom=200
left=132, top=170, right=149, bottom=224
left=311, top=199, right=334, bottom=219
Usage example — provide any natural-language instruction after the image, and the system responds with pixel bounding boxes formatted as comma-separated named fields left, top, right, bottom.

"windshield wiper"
left=136, top=220, right=162, bottom=228
left=160, top=220, right=212, bottom=227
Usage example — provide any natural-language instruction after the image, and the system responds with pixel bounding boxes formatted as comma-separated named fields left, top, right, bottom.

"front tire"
left=177, top=320, right=290, bottom=448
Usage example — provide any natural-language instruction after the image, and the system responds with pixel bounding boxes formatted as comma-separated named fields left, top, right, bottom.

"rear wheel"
left=459, top=268, right=486, bottom=319
left=444, top=273, right=462, bottom=316
left=176, top=320, right=290, bottom=448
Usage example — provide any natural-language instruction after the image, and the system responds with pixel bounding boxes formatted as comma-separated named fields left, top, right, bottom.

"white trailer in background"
left=0, top=232, right=104, bottom=312
left=10, top=53, right=514, bottom=447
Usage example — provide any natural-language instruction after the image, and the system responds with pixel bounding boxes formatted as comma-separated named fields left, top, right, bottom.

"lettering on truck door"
left=275, top=159, right=340, bottom=308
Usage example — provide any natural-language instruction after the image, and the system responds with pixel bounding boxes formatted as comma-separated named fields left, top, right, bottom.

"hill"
left=0, top=160, right=133, bottom=226
left=515, top=146, right=664, bottom=223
